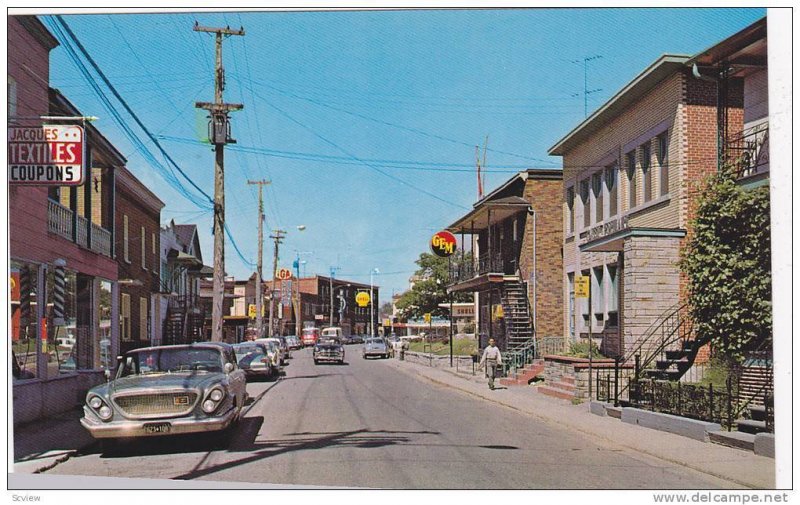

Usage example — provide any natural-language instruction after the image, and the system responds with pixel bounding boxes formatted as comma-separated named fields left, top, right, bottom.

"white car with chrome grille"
left=80, top=342, right=247, bottom=441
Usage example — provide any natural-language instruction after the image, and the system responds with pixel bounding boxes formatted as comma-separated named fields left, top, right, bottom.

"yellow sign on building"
left=423, top=313, right=431, bottom=323
left=248, top=304, right=265, bottom=319
left=356, top=291, right=370, bottom=307
left=575, top=275, right=590, bottom=298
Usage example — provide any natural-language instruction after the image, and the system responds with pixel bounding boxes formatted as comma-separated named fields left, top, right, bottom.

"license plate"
left=174, top=396, right=190, bottom=406
left=144, top=422, right=171, bottom=434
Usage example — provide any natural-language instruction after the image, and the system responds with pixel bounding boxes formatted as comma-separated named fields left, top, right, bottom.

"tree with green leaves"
left=395, top=251, right=472, bottom=320
left=680, top=171, right=772, bottom=363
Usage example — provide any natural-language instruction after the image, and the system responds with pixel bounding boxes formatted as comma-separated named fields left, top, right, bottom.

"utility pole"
left=268, top=230, right=286, bottom=337
left=329, top=266, right=340, bottom=326
left=194, top=22, right=245, bottom=342
left=572, top=55, right=603, bottom=118
left=248, top=179, right=271, bottom=337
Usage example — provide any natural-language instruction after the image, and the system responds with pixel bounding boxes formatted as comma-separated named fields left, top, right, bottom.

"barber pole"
left=53, top=259, right=66, bottom=326
left=19, top=266, right=31, bottom=328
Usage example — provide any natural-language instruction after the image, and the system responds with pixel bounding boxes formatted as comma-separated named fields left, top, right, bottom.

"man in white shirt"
left=479, top=338, right=503, bottom=390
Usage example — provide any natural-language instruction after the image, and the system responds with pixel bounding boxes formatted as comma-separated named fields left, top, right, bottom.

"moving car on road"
left=80, top=342, right=247, bottom=441
left=232, top=341, right=275, bottom=380
left=285, top=335, right=302, bottom=350
left=363, top=337, right=390, bottom=359
left=302, top=327, right=320, bottom=347
left=313, top=336, right=345, bottom=365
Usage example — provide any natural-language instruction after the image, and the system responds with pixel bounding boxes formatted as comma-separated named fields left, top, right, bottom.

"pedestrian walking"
left=479, top=338, right=502, bottom=390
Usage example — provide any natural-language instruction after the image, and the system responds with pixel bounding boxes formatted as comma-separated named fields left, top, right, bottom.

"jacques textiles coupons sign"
left=8, top=125, right=85, bottom=185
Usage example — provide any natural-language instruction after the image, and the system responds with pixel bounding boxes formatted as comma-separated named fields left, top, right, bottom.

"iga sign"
left=8, top=125, right=85, bottom=185
left=430, top=230, right=457, bottom=258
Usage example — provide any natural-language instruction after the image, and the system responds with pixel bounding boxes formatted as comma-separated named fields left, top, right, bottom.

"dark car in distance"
left=313, top=337, right=345, bottom=365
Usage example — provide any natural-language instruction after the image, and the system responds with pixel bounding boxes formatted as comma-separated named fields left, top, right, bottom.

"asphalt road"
left=48, top=345, right=733, bottom=489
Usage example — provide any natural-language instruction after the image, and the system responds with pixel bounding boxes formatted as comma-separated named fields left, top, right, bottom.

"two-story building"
left=548, top=18, right=767, bottom=360
left=446, top=169, right=563, bottom=355
left=9, top=16, right=121, bottom=423
left=114, top=166, right=164, bottom=354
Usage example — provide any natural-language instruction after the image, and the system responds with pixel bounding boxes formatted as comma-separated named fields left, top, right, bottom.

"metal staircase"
left=499, top=276, right=537, bottom=378
left=163, top=295, right=205, bottom=346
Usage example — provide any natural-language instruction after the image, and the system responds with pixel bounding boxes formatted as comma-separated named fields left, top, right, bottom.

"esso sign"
left=276, top=268, right=292, bottom=280
left=430, top=231, right=457, bottom=257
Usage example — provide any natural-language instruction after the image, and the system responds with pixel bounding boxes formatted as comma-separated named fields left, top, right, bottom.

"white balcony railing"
left=76, top=215, right=88, bottom=248
left=48, top=200, right=73, bottom=241
left=91, top=222, right=112, bottom=257
left=47, top=199, right=112, bottom=258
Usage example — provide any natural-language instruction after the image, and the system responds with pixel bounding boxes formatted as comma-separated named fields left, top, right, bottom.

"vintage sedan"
left=313, top=337, right=345, bottom=365
left=232, top=341, right=274, bottom=380
left=363, top=337, right=390, bottom=359
left=80, top=342, right=247, bottom=440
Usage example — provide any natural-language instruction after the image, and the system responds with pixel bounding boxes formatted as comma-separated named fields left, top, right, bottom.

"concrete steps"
left=499, top=360, right=545, bottom=386
left=537, top=385, right=576, bottom=400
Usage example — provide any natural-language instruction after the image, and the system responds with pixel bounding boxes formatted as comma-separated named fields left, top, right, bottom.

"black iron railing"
left=726, top=123, right=769, bottom=180
left=449, top=252, right=504, bottom=284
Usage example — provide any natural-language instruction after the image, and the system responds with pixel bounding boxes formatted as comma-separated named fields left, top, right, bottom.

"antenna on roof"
left=475, top=135, right=488, bottom=200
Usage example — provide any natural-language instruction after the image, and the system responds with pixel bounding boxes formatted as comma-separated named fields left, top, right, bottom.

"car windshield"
left=366, top=339, right=383, bottom=345
left=119, top=347, right=223, bottom=377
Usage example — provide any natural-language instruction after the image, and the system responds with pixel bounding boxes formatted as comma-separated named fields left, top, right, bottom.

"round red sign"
left=430, top=231, right=457, bottom=258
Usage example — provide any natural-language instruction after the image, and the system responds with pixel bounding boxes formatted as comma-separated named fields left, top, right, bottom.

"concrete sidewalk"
left=13, top=407, right=96, bottom=474
left=385, top=357, right=775, bottom=489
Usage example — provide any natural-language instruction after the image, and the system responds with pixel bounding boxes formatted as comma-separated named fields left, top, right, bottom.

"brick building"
left=446, top=169, right=563, bottom=353
left=9, top=16, right=121, bottom=423
left=114, top=166, right=164, bottom=354
left=548, top=18, right=767, bottom=360
left=270, top=276, right=380, bottom=337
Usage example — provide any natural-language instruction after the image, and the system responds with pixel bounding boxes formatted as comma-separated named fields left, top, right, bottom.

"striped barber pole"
left=53, top=260, right=66, bottom=325
left=19, top=266, right=31, bottom=328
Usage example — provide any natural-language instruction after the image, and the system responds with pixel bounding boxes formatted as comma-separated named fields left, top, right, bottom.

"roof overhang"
left=686, top=17, right=767, bottom=70
left=447, top=197, right=531, bottom=234
left=579, top=227, right=686, bottom=253
left=447, top=273, right=505, bottom=294
left=548, top=55, right=690, bottom=156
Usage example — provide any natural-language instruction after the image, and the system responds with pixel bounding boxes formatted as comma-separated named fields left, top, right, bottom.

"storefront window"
left=567, top=273, right=575, bottom=339
left=98, top=280, right=113, bottom=370
left=11, top=261, right=39, bottom=380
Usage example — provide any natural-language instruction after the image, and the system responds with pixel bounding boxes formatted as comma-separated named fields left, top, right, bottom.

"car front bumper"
left=80, top=406, right=237, bottom=439
left=314, top=353, right=344, bottom=362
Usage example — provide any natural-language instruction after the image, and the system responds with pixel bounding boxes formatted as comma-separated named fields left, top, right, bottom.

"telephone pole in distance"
left=248, top=179, right=271, bottom=337
left=268, top=229, right=287, bottom=337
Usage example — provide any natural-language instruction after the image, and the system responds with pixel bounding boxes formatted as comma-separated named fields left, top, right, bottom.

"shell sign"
left=430, top=231, right=457, bottom=258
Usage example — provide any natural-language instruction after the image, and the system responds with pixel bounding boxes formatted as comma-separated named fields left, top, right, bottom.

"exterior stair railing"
left=498, top=275, right=537, bottom=379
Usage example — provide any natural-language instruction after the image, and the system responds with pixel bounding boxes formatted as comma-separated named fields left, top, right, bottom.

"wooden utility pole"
left=268, top=230, right=286, bottom=337
left=194, top=22, right=244, bottom=342
left=248, top=179, right=271, bottom=337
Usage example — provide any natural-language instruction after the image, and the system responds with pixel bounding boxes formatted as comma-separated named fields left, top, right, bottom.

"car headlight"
left=87, top=394, right=113, bottom=421
left=202, top=387, right=225, bottom=413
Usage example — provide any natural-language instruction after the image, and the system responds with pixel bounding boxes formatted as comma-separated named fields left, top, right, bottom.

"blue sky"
left=41, top=8, right=766, bottom=297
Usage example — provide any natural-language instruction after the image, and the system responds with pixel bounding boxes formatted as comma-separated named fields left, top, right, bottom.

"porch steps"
left=537, top=385, right=577, bottom=401
left=499, top=360, right=545, bottom=386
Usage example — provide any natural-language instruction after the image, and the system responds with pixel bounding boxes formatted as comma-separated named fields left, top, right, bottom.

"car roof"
left=126, top=342, right=231, bottom=354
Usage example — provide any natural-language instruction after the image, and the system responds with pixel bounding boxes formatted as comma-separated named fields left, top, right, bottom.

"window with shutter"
left=658, top=131, right=669, bottom=196
left=123, top=215, right=129, bottom=262
left=580, top=179, right=590, bottom=229
left=641, top=142, right=652, bottom=202
left=592, top=172, right=603, bottom=224
left=140, top=297, right=148, bottom=341
left=606, top=164, right=618, bottom=217
left=121, top=294, right=131, bottom=341
left=566, top=186, right=575, bottom=234
left=626, top=151, right=636, bottom=210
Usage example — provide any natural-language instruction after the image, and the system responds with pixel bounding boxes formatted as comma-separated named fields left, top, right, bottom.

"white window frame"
left=123, top=215, right=130, bottom=263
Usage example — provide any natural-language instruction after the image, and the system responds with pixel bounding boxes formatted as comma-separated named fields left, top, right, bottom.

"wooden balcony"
left=47, top=199, right=112, bottom=258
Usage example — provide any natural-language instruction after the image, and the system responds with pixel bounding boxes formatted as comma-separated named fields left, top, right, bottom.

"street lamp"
left=370, top=268, right=380, bottom=337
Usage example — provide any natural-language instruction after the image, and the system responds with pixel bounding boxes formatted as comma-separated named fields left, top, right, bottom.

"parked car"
left=363, top=337, right=390, bottom=359
left=232, top=341, right=274, bottom=380
left=302, top=327, right=320, bottom=347
left=259, top=337, right=290, bottom=365
left=350, top=335, right=364, bottom=345
left=313, top=336, right=345, bottom=365
left=80, top=342, right=247, bottom=441
left=285, top=335, right=302, bottom=350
